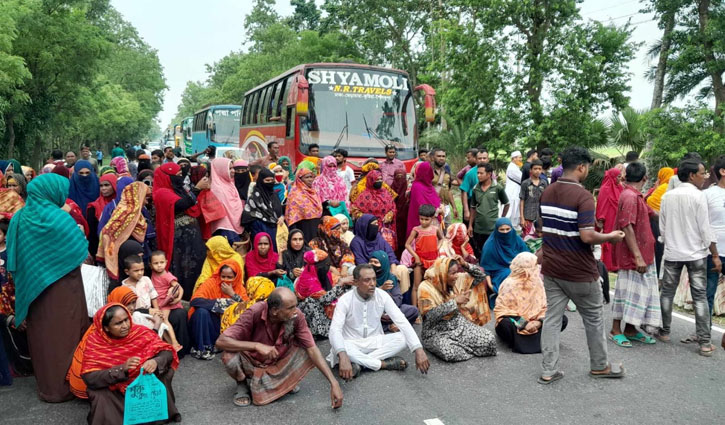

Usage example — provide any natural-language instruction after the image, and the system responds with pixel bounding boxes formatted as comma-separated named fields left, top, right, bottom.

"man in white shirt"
left=658, top=159, right=721, bottom=356
left=704, top=156, right=725, bottom=316
left=328, top=264, right=430, bottom=380
left=333, top=148, right=355, bottom=192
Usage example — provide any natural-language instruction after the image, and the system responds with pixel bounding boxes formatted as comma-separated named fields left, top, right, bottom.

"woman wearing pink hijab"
left=209, top=157, right=245, bottom=244
left=596, top=166, right=625, bottom=271
left=406, top=161, right=441, bottom=238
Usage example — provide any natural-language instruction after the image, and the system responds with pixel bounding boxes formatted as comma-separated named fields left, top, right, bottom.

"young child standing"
left=519, top=159, right=548, bottom=238
left=149, top=251, right=184, bottom=314
left=122, top=255, right=183, bottom=351
left=404, top=204, right=444, bottom=309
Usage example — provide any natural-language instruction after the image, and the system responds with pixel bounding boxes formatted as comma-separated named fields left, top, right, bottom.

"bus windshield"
left=301, top=67, right=416, bottom=160
left=212, top=108, right=241, bottom=145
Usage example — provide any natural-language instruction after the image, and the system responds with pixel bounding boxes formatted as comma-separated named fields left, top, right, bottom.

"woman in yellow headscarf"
left=194, top=236, right=245, bottom=291
left=646, top=167, right=674, bottom=212
left=220, top=276, right=275, bottom=332
left=349, top=161, right=397, bottom=203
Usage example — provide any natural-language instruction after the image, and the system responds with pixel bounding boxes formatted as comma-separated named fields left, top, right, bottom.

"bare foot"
left=389, top=324, right=400, bottom=333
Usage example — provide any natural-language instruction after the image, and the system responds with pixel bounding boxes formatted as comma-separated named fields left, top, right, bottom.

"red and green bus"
left=238, top=63, right=435, bottom=171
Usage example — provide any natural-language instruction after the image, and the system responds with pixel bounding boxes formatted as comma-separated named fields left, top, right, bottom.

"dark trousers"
left=472, top=232, right=490, bottom=258
left=496, top=315, right=568, bottom=354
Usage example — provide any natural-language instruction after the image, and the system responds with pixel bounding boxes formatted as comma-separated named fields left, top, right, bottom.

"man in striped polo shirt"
left=537, top=147, right=626, bottom=384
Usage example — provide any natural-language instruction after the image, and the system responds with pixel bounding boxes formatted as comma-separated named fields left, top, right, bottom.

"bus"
left=191, top=104, right=242, bottom=154
left=238, top=63, right=436, bottom=170
left=181, top=116, right=194, bottom=155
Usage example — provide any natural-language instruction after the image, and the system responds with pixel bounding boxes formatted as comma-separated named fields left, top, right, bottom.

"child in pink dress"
left=403, top=204, right=444, bottom=309
left=150, top=251, right=184, bottom=313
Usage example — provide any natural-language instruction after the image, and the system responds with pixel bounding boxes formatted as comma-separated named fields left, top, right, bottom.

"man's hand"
left=414, top=348, right=430, bottom=374
left=338, top=352, right=354, bottom=381
left=467, top=226, right=473, bottom=238
left=711, top=256, right=722, bottom=275
left=330, top=381, right=344, bottom=409
left=608, top=230, right=625, bottom=244
left=141, top=359, right=158, bottom=374
left=634, top=255, right=647, bottom=274
left=255, top=343, right=279, bottom=361
left=453, top=209, right=459, bottom=219
left=124, top=356, right=141, bottom=372
left=221, top=282, right=236, bottom=297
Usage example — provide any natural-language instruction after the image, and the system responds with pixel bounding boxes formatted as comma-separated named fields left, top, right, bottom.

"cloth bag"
left=81, top=264, right=110, bottom=317
left=197, top=190, right=226, bottom=223
left=276, top=221, right=289, bottom=254
left=123, top=368, right=168, bottom=425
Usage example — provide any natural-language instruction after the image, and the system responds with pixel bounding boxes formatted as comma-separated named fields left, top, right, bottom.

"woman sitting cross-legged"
left=80, top=303, right=180, bottom=425
left=188, top=260, right=249, bottom=360
left=295, top=249, right=352, bottom=338
left=418, top=257, right=496, bottom=362
left=494, top=252, right=568, bottom=354
left=479, top=217, right=530, bottom=308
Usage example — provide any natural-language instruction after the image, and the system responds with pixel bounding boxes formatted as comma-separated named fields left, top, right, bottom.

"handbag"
left=81, top=264, right=110, bottom=317
left=123, top=368, right=169, bottom=425
left=197, top=190, right=226, bottom=223
left=276, top=221, right=289, bottom=253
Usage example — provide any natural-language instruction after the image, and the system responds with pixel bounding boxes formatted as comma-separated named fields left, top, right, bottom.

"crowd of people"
left=0, top=141, right=723, bottom=422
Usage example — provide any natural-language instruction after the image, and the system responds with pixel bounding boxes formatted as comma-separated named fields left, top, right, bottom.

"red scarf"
left=81, top=303, right=178, bottom=394
left=152, top=163, right=200, bottom=265
left=353, top=169, right=396, bottom=224
left=87, top=174, right=117, bottom=220
left=245, top=232, right=279, bottom=278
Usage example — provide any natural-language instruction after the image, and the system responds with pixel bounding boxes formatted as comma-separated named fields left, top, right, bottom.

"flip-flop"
left=537, top=371, right=564, bottom=385
left=233, top=383, right=251, bottom=407
left=609, top=333, right=632, bottom=348
left=681, top=334, right=699, bottom=344
left=699, top=343, right=715, bottom=357
left=381, top=356, right=408, bottom=371
left=590, top=363, right=625, bottom=379
left=625, top=332, right=656, bottom=344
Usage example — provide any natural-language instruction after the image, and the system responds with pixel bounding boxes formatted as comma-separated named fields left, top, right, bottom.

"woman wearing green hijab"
left=6, top=173, right=90, bottom=402
left=278, top=155, right=295, bottom=182
left=4, top=159, right=22, bottom=178
left=110, top=147, right=124, bottom=159
left=369, top=250, right=419, bottom=329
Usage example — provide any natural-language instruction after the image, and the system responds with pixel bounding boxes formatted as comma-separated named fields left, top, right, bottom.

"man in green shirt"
left=468, top=162, right=509, bottom=255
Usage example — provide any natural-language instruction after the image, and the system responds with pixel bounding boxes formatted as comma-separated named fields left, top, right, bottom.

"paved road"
left=2, top=306, right=724, bottom=425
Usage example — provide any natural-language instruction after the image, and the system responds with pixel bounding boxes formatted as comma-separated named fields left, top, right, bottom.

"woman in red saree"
left=596, top=167, right=624, bottom=271
left=351, top=169, right=398, bottom=250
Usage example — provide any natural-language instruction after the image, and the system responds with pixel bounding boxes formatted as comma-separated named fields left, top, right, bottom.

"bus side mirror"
left=414, top=84, right=436, bottom=123
left=287, top=75, right=309, bottom=118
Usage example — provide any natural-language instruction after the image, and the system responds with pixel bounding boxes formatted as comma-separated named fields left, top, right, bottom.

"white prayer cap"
left=511, top=151, right=522, bottom=159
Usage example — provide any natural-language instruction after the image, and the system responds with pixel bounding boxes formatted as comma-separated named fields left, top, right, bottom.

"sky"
left=111, top=0, right=671, bottom=130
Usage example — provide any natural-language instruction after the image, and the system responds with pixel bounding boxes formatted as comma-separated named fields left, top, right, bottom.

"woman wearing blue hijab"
left=480, top=217, right=530, bottom=308
left=68, top=160, right=99, bottom=213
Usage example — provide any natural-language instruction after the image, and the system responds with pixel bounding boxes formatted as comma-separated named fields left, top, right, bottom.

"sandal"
left=680, top=334, right=699, bottom=344
left=381, top=356, right=408, bottom=371
left=624, top=332, right=656, bottom=344
left=699, top=343, right=715, bottom=357
left=609, top=333, right=632, bottom=348
left=537, top=371, right=564, bottom=385
left=233, top=383, right=251, bottom=407
left=590, top=362, right=625, bottom=379
left=654, top=331, right=670, bottom=343
left=351, top=363, right=361, bottom=379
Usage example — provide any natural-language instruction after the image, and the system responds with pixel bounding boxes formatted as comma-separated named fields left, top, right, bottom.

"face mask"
left=373, top=181, right=383, bottom=189
left=372, top=264, right=383, bottom=277
left=275, top=174, right=284, bottom=183
left=366, top=224, right=379, bottom=240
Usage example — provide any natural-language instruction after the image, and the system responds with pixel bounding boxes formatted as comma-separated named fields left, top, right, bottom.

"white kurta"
left=504, top=162, right=522, bottom=229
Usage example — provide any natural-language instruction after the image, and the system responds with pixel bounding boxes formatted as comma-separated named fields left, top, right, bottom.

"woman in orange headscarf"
left=646, top=167, right=674, bottom=213
left=188, top=259, right=248, bottom=360
left=79, top=303, right=180, bottom=423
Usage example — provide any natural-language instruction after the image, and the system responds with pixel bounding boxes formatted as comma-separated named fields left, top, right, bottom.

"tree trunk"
left=698, top=0, right=725, bottom=126
left=650, top=12, right=675, bottom=110
left=6, top=114, right=15, bottom=159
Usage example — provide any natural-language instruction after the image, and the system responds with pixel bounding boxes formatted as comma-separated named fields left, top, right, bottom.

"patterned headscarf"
left=312, top=155, right=348, bottom=202
left=278, top=156, right=294, bottom=181
left=352, top=169, right=396, bottom=225
left=493, top=252, right=546, bottom=333
left=220, top=276, right=275, bottom=333
left=285, top=168, right=323, bottom=226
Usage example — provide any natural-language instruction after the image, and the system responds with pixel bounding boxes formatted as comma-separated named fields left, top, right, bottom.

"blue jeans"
left=660, top=258, right=710, bottom=344
left=707, top=255, right=725, bottom=315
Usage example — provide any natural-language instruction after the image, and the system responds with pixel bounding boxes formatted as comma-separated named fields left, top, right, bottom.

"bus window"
left=259, top=86, right=270, bottom=124
left=242, top=97, right=250, bottom=125
left=251, top=91, right=260, bottom=124
left=286, top=106, right=295, bottom=138
left=280, top=74, right=295, bottom=120
left=268, top=81, right=281, bottom=120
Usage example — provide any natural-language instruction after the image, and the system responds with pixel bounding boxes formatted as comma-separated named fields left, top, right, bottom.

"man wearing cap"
left=504, top=151, right=524, bottom=230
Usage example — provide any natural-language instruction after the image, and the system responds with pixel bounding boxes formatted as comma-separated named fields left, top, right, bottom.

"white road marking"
left=424, top=419, right=445, bottom=425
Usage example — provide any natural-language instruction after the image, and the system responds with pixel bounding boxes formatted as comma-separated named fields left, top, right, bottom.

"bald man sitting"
left=216, top=288, right=344, bottom=408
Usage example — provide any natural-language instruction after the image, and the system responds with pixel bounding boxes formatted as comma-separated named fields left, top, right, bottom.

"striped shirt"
left=540, top=178, right=599, bottom=282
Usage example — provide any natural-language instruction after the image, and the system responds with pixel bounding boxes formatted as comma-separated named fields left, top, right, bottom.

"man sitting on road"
left=216, top=287, right=343, bottom=408
left=328, top=264, right=430, bottom=380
